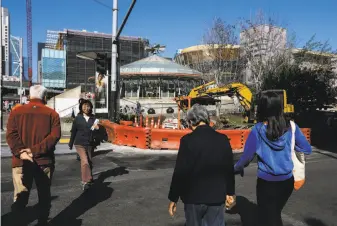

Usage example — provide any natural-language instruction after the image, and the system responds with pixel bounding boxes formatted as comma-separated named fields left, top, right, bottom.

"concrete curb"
left=59, top=138, right=70, bottom=144
left=1, top=137, right=71, bottom=146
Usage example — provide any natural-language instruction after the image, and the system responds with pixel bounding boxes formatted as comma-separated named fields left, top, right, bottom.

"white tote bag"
left=290, top=121, right=306, bottom=190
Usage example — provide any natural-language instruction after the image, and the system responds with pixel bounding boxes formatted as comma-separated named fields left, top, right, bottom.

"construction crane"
left=26, top=0, right=32, bottom=87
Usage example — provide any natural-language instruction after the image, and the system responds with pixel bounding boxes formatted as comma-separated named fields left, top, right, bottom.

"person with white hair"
left=6, top=85, right=61, bottom=226
left=168, top=104, right=236, bottom=226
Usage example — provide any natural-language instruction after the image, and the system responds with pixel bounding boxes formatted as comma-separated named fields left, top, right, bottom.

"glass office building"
left=10, top=35, right=21, bottom=78
left=44, top=29, right=149, bottom=92
left=41, top=49, right=66, bottom=88
left=64, top=30, right=149, bottom=92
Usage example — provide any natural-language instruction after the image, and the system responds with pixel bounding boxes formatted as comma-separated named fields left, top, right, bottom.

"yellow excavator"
left=175, top=81, right=294, bottom=123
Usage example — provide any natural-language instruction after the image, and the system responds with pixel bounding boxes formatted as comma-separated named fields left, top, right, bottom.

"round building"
left=119, top=55, right=203, bottom=115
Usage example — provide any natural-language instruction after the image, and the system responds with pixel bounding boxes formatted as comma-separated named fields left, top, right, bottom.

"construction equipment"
left=26, top=0, right=33, bottom=87
left=260, top=89, right=294, bottom=114
left=175, top=81, right=294, bottom=124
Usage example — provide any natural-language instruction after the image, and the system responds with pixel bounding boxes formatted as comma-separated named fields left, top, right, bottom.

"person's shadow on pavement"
left=226, top=196, right=257, bottom=226
left=49, top=166, right=129, bottom=226
left=1, top=196, right=59, bottom=226
left=304, top=217, right=329, bottom=226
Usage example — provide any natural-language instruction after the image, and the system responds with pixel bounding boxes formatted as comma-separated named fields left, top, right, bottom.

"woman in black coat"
left=68, top=99, right=99, bottom=190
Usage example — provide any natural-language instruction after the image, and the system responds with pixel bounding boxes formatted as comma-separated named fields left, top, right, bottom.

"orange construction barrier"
left=150, top=128, right=191, bottom=150
left=114, top=124, right=150, bottom=149
left=120, top=120, right=133, bottom=126
left=217, top=130, right=245, bottom=150
left=100, top=120, right=118, bottom=143
left=300, top=128, right=311, bottom=143
left=241, top=129, right=251, bottom=149
left=102, top=120, right=312, bottom=151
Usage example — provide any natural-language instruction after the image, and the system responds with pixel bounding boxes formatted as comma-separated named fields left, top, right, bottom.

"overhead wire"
left=90, top=0, right=112, bottom=10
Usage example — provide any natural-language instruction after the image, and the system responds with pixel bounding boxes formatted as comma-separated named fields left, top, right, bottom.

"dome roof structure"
left=120, top=55, right=202, bottom=79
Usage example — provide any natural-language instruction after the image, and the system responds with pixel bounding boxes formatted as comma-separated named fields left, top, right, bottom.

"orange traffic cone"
left=157, top=116, right=161, bottom=128
left=150, top=117, right=154, bottom=128
left=145, top=116, right=149, bottom=128
left=140, top=115, right=143, bottom=127
left=134, top=116, right=139, bottom=127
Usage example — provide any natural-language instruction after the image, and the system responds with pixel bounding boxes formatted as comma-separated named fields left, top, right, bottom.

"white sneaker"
left=81, top=182, right=90, bottom=191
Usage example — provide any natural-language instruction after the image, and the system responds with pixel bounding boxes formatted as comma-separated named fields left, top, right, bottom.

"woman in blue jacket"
left=234, top=91, right=312, bottom=226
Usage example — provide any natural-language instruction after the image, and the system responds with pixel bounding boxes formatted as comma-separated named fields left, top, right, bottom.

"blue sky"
left=4, top=0, right=337, bottom=82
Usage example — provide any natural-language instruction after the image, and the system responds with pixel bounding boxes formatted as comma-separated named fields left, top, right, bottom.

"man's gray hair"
left=29, top=85, right=47, bottom=100
left=186, top=104, right=210, bottom=126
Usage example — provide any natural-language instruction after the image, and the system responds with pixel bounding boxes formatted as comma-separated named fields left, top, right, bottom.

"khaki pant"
left=75, top=145, right=94, bottom=183
left=12, top=163, right=54, bottom=222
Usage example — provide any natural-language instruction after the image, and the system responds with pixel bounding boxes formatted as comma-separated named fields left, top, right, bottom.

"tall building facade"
left=42, top=29, right=149, bottom=91
left=37, top=42, right=46, bottom=83
left=10, top=35, right=22, bottom=78
left=23, top=57, right=28, bottom=81
left=1, top=7, right=10, bottom=76
left=174, top=45, right=243, bottom=84
left=64, top=30, right=149, bottom=91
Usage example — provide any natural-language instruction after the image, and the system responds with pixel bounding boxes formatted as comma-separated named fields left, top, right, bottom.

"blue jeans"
left=184, top=204, right=225, bottom=226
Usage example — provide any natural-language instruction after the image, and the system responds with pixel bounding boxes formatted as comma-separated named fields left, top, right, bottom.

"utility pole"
left=110, top=0, right=137, bottom=122
left=110, top=0, right=118, bottom=121
left=0, top=0, right=3, bottom=131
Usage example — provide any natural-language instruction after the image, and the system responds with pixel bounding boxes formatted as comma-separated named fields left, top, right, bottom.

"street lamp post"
left=110, top=0, right=137, bottom=122
left=110, top=0, right=118, bottom=121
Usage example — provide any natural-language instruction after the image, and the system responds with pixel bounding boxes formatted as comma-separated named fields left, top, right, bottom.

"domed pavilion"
left=119, top=55, right=203, bottom=115
left=120, top=55, right=202, bottom=99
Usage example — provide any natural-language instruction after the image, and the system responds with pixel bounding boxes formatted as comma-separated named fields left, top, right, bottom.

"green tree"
left=262, top=66, right=336, bottom=114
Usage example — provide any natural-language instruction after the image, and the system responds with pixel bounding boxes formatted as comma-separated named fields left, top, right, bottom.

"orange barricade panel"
left=114, top=125, right=150, bottom=149
left=241, top=129, right=251, bottom=150
left=100, top=120, right=117, bottom=143
left=150, top=129, right=191, bottom=150
left=300, top=128, right=311, bottom=143
left=120, top=120, right=133, bottom=126
left=101, top=119, right=311, bottom=150
left=217, top=130, right=244, bottom=150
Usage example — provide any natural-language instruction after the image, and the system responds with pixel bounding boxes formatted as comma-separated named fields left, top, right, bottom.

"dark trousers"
left=11, top=162, right=54, bottom=223
left=184, top=204, right=225, bottom=226
left=257, top=176, right=294, bottom=226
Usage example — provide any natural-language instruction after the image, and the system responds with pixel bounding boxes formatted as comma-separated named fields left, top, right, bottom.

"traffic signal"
left=96, top=58, right=106, bottom=74
left=95, top=53, right=111, bottom=75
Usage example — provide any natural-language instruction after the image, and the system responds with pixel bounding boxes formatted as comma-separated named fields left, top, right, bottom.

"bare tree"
left=293, top=34, right=337, bottom=72
left=239, top=10, right=294, bottom=92
left=194, top=18, right=244, bottom=85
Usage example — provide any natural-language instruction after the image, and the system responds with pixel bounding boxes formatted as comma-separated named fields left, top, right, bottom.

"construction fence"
left=101, top=120, right=311, bottom=151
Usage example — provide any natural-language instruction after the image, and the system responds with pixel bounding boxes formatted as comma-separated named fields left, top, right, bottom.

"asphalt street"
left=1, top=144, right=337, bottom=226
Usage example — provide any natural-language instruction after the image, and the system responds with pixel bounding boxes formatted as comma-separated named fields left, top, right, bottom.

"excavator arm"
left=175, top=81, right=294, bottom=126
left=175, top=82, right=253, bottom=115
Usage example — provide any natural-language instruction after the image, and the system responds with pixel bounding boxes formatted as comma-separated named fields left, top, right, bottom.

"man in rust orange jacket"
left=6, top=85, right=61, bottom=225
